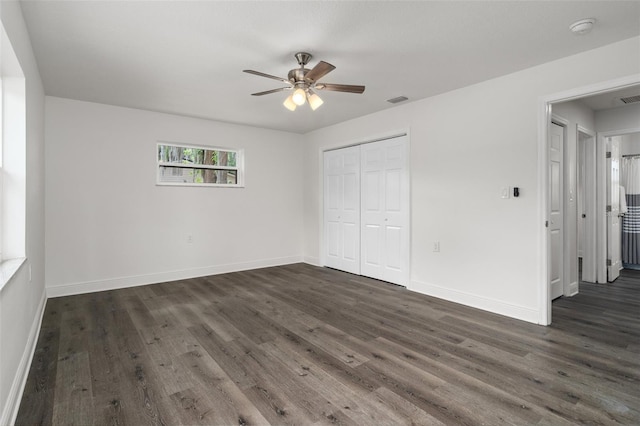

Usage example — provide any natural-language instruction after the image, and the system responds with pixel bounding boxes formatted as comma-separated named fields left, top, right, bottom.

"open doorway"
left=540, top=76, right=640, bottom=325
left=603, top=130, right=640, bottom=277
left=552, top=89, right=640, bottom=286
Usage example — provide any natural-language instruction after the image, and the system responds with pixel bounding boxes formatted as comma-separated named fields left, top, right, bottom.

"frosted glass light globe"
left=292, top=88, right=306, bottom=106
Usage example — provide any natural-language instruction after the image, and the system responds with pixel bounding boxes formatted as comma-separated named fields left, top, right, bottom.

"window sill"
left=0, top=257, right=27, bottom=292
left=156, top=182, right=245, bottom=188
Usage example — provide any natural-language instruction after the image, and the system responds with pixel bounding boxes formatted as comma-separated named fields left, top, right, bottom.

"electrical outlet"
left=187, top=234, right=193, bottom=244
left=433, top=241, right=440, bottom=252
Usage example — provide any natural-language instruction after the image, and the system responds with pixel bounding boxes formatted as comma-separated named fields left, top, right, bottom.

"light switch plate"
left=501, top=186, right=510, bottom=199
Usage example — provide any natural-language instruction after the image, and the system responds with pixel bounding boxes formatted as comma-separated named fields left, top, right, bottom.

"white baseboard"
left=409, top=279, right=540, bottom=324
left=1, top=291, right=47, bottom=426
left=46, top=256, right=303, bottom=298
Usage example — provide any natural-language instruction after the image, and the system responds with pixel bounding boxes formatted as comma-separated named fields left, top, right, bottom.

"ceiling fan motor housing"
left=288, top=68, right=310, bottom=84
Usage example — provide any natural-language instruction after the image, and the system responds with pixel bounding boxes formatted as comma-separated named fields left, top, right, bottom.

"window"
left=0, top=20, right=27, bottom=286
left=157, top=142, right=243, bottom=187
left=0, top=75, right=3, bottom=261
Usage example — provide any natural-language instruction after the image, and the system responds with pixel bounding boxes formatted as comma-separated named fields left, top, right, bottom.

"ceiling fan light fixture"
left=308, top=91, right=324, bottom=110
left=244, top=52, right=365, bottom=111
left=292, top=88, right=307, bottom=106
left=283, top=94, right=297, bottom=111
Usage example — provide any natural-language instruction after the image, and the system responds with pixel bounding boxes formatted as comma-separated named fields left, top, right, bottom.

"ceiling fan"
left=243, top=52, right=365, bottom=111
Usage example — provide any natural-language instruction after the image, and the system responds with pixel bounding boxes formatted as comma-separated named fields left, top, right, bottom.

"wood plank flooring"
left=16, top=264, right=640, bottom=425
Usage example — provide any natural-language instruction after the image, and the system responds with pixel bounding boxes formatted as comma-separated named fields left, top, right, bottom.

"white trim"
left=596, top=132, right=608, bottom=283
left=542, top=74, right=640, bottom=104
left=552, top=115, right=573, bottom=298
left=157, top=181, right=245, bottom=188
left=323, top=132, right=408, bottom=152
left=46, top=256, right=303, bottom=298
left=538, top=73, right=640, bottom=325
left=599, top=127, right=640, bottom=138
left=0, top=257, right=26, bottom=292
left=1, top=291, right=47, bottom=426
left=537, top=99, right=552, bottom=325
left=409, top=279, right=540, bottom=324
left=551, top=115, right=569, bottom=127
left=577, top=125, right=597, bottom=283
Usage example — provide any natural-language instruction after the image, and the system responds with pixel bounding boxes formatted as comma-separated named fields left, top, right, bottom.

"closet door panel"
left=361, top=136, right=410, bottom=285
left=323, top=146, right=361, bottom=274
left=385, top=225, right=402, bottom=271
left=385, top=169, right=402, bottom=211
left=363, top=224, right=382, bottom=269
left=326, top=222, right=339, bottom=258
left=343, top=221, right=359, bottom=263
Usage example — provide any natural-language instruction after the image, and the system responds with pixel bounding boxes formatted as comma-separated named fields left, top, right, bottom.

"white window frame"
left=156, top=141, right=244, bottom=187
left=0, top=20, right=27, bottom=290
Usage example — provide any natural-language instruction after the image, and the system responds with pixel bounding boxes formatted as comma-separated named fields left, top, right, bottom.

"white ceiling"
left=579, top=85, right=640, bottom=111
left=19, top=1, right=640, bottom=134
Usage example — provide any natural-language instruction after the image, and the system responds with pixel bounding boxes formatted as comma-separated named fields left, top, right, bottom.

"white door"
left=324, top=146, right=361, bottom=274
left=607, top=136, right=622, bottom=281
left=360, top=136, right=410, bottom=285
left=550, top=123, right=564, bottom=300
left=578, top=130, right=597, bottom=283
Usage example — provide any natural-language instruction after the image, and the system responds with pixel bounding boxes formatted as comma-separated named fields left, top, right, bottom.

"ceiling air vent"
left=387, top=96, right=408, bottom=104
left=620, top=95, right=640, bottom=104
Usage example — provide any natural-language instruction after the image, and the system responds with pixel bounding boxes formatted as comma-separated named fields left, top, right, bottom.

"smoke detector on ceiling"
left=570, top=18, right=595, bottom=35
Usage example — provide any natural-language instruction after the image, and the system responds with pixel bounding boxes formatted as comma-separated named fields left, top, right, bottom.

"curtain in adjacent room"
left=621, top=157, right=640, bottom=265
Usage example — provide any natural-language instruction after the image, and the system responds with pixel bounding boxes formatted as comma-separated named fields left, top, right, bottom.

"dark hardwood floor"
left=16, top=264, right=640, bottom=425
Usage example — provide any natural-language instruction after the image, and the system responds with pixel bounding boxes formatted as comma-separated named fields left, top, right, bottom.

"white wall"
left=596, top=102, right=640, bottom=133
left=551, top=100, right=596, bottom=292
left=620, top=133, right=640, bottom=156
left=303, top=36, right=640, bottom=324
left=45, top=97, right=304, bottom=296
left=0, top=1, right=46, bottom=424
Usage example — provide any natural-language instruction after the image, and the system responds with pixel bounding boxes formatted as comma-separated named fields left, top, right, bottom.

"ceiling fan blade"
left=305, top=61, right=336, bottom=82
left=251, top=87, right=289, bottom=96
left=243, top=69, right=291, bottom=85
left=316, top=83, right=365, bottom=94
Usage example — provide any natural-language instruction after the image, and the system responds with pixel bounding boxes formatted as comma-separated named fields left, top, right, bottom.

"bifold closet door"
left=361, top=136, right=409, bottom=285
left=324, top=146, right=361, bottom=274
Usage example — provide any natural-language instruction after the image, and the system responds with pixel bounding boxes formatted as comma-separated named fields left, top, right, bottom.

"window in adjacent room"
left=157, top=142, right=244, bottom=187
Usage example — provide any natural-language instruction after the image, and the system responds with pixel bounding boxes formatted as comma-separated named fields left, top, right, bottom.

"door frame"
left=538, top=73, right=640, bottom=325
left=319, top=129, right=411, bottom=274
left=577, top=125, right=597, bottom=284
left=551, top=115, right=568, bottom=299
